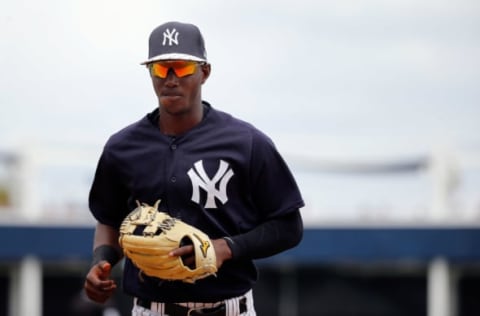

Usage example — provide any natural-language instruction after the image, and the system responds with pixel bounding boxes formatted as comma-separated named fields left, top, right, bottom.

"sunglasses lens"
left=173, top=61, right=197, bottom=77
left=150, top=63, right=168, bottom=78
left=150, top=61, right=198, bottom=78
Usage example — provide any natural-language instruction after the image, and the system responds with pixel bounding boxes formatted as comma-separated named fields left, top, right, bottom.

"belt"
left=136, top=297, right=247, bottom=316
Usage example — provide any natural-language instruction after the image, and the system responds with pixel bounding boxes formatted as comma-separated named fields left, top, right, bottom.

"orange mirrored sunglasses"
left=149, top=61, right=202, bottom=79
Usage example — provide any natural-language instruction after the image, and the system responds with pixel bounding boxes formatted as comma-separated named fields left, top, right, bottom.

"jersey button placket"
left=169, top=141, right=177, bottom=183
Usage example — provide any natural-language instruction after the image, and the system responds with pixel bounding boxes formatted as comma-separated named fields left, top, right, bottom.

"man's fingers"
left=97, top=261, right=112, bottom=279
left=84, top=278, right=117, bottom=303
left=169, top=244, right=194, bottom=257
left=169, top=245, right=196, bottom=268
left=101, top=261, right=111, bottom=272
left=85, top=277, right=116, bottom=291
left=84, top=262, right=117, bottom=304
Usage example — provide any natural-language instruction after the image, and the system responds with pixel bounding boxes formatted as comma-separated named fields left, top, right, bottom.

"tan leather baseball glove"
left=118, top=200, right=217, bottom=283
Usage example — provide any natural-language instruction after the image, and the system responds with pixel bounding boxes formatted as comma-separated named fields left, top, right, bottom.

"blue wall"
left=3, top=225, right=480, bottom=263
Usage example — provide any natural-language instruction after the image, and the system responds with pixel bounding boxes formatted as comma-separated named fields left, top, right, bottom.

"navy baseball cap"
left=140, top=21, right=208, bottom=65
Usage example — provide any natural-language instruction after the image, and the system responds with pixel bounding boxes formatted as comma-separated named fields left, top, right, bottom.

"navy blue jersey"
left=89, top=102, right=304, bottom=302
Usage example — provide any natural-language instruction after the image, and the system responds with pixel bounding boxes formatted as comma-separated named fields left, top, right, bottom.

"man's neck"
left=158, top=103, right=204, bottom=136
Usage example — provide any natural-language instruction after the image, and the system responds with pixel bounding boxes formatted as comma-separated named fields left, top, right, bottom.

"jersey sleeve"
left=88, top=146, right=130, bottom=228
left=249, top=133, right=305, bottom=219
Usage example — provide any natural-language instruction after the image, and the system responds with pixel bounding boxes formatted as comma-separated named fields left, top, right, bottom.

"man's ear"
left=201, top=63, right=211, bottom=84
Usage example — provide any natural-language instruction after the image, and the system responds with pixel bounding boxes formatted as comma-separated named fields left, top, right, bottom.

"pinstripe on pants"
left=131, top=290, right=256, bottom=316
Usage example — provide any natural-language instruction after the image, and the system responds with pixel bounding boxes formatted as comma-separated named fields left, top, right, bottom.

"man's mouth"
left=161, top=90, right=182, bottom=98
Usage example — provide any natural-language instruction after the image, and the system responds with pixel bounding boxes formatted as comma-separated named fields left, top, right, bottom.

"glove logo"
left=193, top=233, right=210, bottom=258
left=187, top=160, right=234, bottom=209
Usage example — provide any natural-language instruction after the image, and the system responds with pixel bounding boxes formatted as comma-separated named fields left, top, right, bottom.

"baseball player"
left=84, top=21, right=304, bottom=316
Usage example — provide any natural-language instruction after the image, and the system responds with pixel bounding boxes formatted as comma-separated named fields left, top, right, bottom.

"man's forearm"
left=91, top=222, right=123, bottom=266
left=226, top=210, right=303, bottom=260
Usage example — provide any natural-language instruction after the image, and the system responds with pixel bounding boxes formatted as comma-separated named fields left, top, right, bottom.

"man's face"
left=149, top=60, right=210, bottom=116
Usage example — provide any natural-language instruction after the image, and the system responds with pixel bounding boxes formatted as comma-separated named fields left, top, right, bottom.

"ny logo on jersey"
left=187, top=160, right=234, bottom=209
left=162, top=28, right=179, bottom=46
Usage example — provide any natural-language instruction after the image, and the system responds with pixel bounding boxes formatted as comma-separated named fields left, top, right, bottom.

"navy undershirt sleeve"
left=227, top=209, right=303, bottom=259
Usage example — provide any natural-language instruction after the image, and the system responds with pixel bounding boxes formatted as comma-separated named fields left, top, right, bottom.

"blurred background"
left=1, top=0, right=480, bottom=315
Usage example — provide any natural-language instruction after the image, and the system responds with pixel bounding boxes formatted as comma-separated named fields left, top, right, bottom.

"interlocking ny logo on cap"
left=162, top=28, right=179, bottom=46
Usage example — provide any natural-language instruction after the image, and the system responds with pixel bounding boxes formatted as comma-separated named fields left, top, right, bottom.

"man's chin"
left=160, top=103, right=189, bottom=116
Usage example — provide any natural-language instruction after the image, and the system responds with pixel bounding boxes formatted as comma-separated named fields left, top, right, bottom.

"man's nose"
left=165, top=68, right=179, bottom=85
